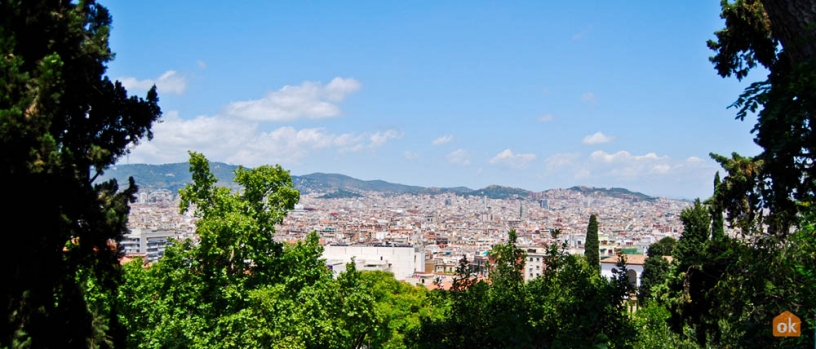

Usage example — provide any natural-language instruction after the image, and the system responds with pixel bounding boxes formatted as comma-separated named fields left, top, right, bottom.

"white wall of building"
left=122, top=228, right=175, bottom=263
left=600, top=262, right=644, bottom=288
left=322, top=245, right=425, bottom=280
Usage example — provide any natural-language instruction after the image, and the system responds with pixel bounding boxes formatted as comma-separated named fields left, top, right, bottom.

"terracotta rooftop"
left=600, top=254, right=647, bottom=265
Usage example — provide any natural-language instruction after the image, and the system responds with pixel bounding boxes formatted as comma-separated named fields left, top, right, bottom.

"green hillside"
left=568, top=186, right=656, bottom=201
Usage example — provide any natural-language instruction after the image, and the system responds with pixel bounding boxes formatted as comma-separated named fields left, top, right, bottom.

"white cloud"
left=651, top=164, right=671, bottom=174
left=119, top=70, right=187, bottom=95
left=580, top=92, right=597, bottom=104
left=590, top=150, right=667, bottom=164
left=224, top=77, right=362, bottom=121
left=197, top=60, right=207, bottom=69
left=369, top=130, right=402, bottom=148
left=126, top=112, right=254, bottom=164
left=432, top=134, right=454, bottom=145
left=590, top=150, right=629, bottom=163
left=489, top=149, right=537, bottom=169
left=582, top=131, right=616, bottom=145
left=537, top=114, right=554, bottom=122
left=586, top=150, right=683, bottom=179
left=537, top=150, right=719, bottom=198
left=545, top=152, right=581, bottom=169
left=127, top=111, right=398, bottom=166
left=403, top=151, right=419, bottom=160
left=446, top=149, right=470, bottom=166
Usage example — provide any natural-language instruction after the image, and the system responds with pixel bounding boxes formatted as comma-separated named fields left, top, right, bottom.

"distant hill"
left=294, top=173, right=426, bottom=194
left=318, top=189, right=364, bottom=199
left=99, top=163, right=471, bottom=195
left=416, top=186, right=473, bottom=195
left=100, top=162, right=240, bottom=192
left=99, top=163, right=657, bottom=202
left=567, top=186, right=656, bottom=201
left=464, top=185, right=530, bottom=200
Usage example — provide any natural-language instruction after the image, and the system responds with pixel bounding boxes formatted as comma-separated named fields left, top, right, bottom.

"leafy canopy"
left=0, top=0, right=161, bottom=347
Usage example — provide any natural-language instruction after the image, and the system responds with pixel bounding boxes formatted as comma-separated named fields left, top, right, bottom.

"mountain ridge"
left=100, top=162, right=661, bottom=201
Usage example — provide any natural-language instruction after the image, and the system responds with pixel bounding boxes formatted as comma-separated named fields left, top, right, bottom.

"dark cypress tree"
left=585, top=214, right=600, bottom=270
left=710, top=172, right=726, bottom=240
left=0, top=1, right=161, bottom=347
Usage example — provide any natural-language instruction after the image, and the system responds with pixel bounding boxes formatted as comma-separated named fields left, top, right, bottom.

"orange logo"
left=773, top=311, right=801, bottom=337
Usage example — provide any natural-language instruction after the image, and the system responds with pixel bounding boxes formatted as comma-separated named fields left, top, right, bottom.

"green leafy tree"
left=668, top=200, right=718, bottom=345
left=647, top=237, right=677, bottom=258
left=631, top=304, right=700, bottom=349
left=409, top=231, right=531, bottom=349
left=638, top=238, right=675, bottom=306
left=118, top=153, right=383, bottom=348
left=360, top=271, right=444, bottom=349
left=0, top=1, right=161, bottom=347
left=585, top=214, right=600, bottom=270
left=708, top=0, right=816, bottom=229
left=485, top=230, right=531, bottom=347
left=412, top=228, right=639, bottom=349
left=680, top=1, right=816, bottom=346
left=526, top=232, right=636, bottom=348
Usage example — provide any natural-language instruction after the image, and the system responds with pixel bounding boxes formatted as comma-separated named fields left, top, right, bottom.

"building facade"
left=121, top=228, right=175, bottom=263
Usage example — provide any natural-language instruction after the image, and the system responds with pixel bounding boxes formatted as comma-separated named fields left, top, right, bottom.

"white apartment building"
left=322, top=244, right=425, bottom=280
left=121, top=228, right=175, bottom=263
left=523, top=247, right=547, bottom=281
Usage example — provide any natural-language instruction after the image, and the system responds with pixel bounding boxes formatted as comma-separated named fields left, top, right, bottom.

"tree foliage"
left=708, top=0, right=816, bottom=229
left=647, top=237, right=677, bottom=258
left=0, top=0, right=161, bottom=347
left=410, top=229, right=637, bottom=349
left=585, top=214, right=600, bottom=270
left=670, top=0, right=816, bottom=346
left=118, top=153, right=387, bottom=348
left=639, top=239, right=673, bottom=306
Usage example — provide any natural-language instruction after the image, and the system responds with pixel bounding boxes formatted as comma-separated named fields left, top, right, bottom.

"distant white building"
left=523, top=247, right=547, bottom=281
left=121, top=228, right=174, bottom=263
left=322, top=245, right=425, bottom=279
left=600, top=254, right=647, bottom=288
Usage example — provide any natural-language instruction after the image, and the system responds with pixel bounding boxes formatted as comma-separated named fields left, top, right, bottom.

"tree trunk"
left=760, top=0, right=816, bottom=65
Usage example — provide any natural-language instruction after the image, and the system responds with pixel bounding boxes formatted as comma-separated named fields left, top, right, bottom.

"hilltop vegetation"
left=104, top=162, right=241, bottom=191
left=568, top=186, right=656, bottom=201
left=318, top=189, right=364, bottom=199
left=462, top=184, right=531, bottom=200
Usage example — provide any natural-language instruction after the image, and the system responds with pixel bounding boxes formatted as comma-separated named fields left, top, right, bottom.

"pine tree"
left=0, top=1, right=161, bottom=347
left=585, top=214, right=600, bottom=270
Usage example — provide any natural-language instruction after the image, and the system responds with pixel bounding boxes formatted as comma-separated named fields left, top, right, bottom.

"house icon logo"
left=772, top=311, right=801, bottom=337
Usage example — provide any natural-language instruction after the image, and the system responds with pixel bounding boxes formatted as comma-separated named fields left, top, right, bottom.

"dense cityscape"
left=124, top=184, right=690, bottom=284
left=4, top=0, right=814, bottom=347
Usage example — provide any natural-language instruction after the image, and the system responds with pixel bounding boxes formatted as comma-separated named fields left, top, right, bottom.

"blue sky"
left=105, top=1, right=763, bottom=199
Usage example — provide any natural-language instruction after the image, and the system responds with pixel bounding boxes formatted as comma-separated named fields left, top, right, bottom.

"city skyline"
left=106, top=1, right=763, bottom=199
